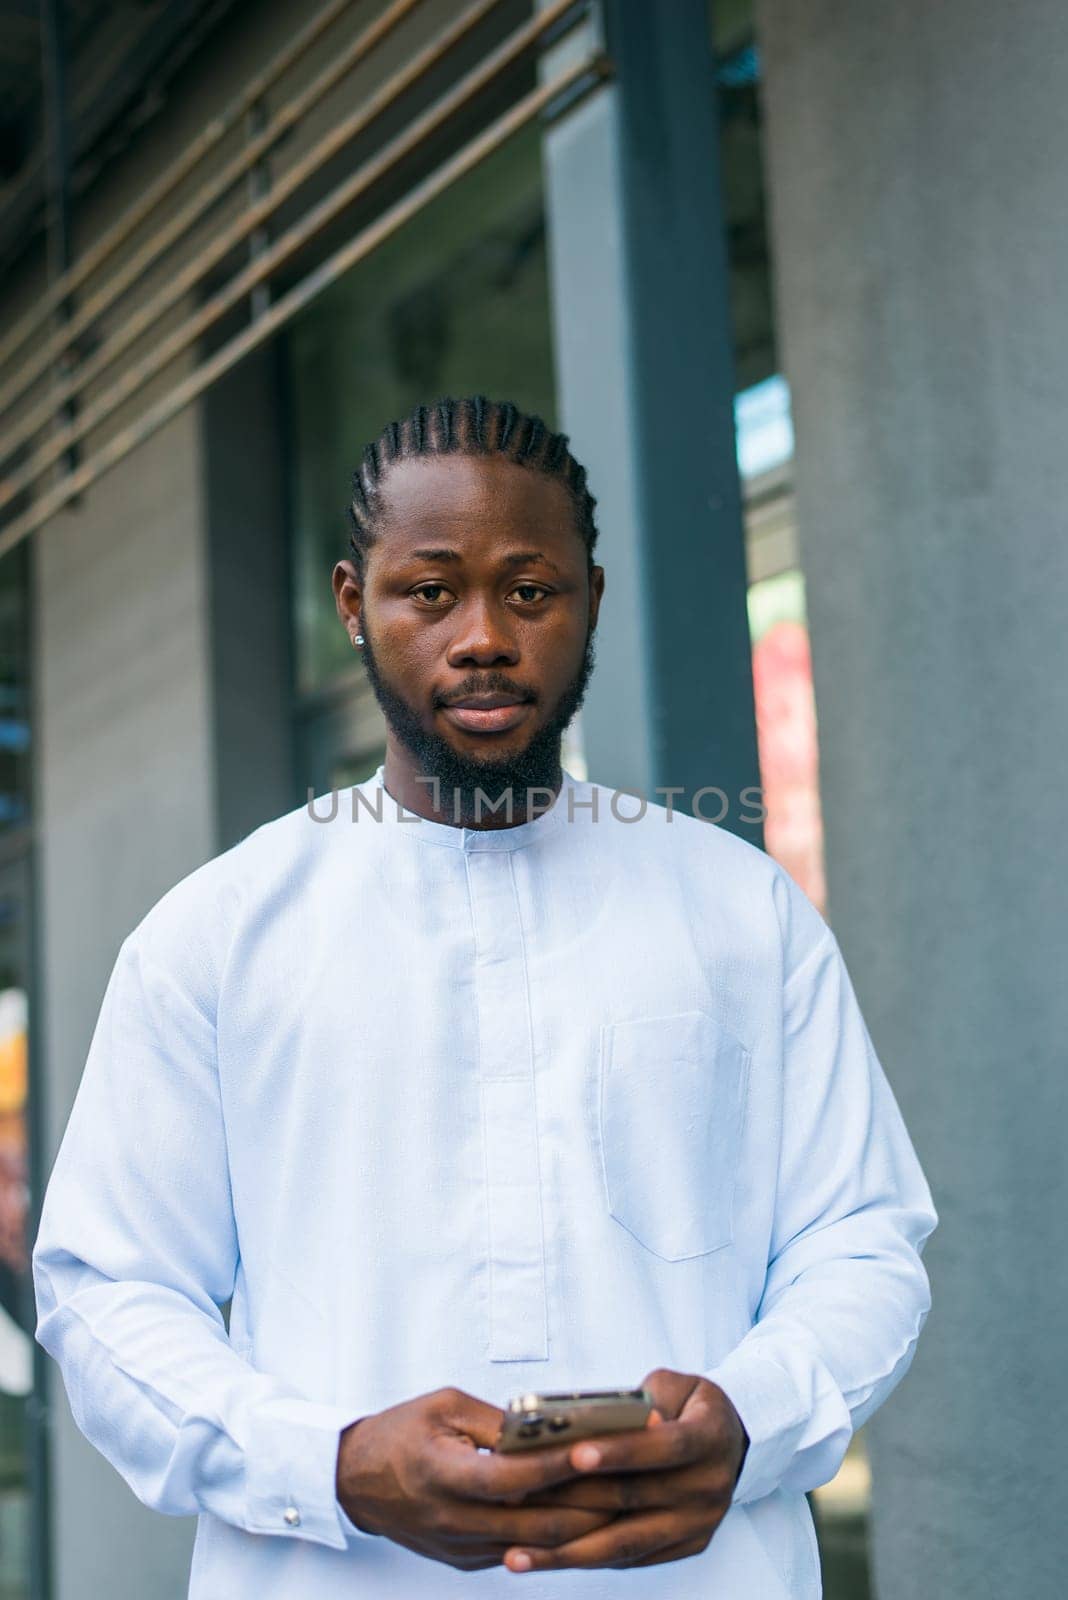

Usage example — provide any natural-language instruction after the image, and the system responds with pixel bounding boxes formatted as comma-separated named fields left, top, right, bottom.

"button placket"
left=464, top=846, right=548, bottom=1362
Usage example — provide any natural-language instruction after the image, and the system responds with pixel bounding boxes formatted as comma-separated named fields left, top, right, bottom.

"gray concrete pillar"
left=755, top=3, right=1068, bottom=1596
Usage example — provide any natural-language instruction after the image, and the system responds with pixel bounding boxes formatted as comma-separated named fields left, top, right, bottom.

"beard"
left=358, top=618, right=597, bottom=825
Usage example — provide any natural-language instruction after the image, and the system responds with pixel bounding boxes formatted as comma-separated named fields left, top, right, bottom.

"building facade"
left=0, top=1, right=1060, bottom=1597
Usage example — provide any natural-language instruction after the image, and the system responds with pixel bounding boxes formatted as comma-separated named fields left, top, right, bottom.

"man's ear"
left=333, top=560, right=363, bottom=634
left=588, top=565, right=605, bottom=630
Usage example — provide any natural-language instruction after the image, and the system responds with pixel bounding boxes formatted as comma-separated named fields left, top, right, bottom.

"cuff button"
left=283, top=1506, right=301, bottom=1527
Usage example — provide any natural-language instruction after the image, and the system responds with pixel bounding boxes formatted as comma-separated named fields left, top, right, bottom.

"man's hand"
left=335, top=1386, right=620, bottom=1572
left=501, top=1368, right=749, bottom=1573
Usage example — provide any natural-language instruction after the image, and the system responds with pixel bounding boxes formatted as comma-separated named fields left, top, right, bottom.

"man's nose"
left=445, top=599, right=520, bottom=667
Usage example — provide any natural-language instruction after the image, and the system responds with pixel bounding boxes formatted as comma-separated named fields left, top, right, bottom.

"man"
left=33, top=396, right=936, bottom=1597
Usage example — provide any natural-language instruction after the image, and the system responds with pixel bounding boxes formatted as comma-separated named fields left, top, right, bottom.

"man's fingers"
left=518, top=1475, right=642, bottom=1513
left=517, top=1459, right=720, bottom=1514
left=628, top=1533, right=712, bottom=1567
left=435, top=1389, right=506, bottom=1450
left=566, top=1414, right=711, bottom=1476
left=504, top=1509, right=692, bottom=1572
left=640, top=1368, right=702, bottom=1422
left=435, top=1500, right=616, bottom=1549
left=428, top=1430, right=580, bottom=1503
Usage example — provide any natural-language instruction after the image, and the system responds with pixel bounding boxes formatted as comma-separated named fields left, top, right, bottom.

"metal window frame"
left=0, top=0, right=610, bottom=557
left=0, top=0, right=395, bottom=373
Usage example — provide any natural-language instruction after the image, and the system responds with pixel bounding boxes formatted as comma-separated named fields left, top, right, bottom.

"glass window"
left=711, top=0, right=779, bottom=391
left=0, top=548, right=30, bottom=835
left=0, top=542, right=36, bottom=1600
left=285, top=121, right=558, bottom=703
left=747, top=565, right=827, bottom=913
left=283, top=119, right=567, bottom=797
left=0, top=902, right=31, bottom=1600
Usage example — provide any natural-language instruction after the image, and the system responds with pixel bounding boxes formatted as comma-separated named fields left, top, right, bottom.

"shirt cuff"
left=244, top=1397, right=369, bottom=1549
left=703, top=1345, right=810, bottom=1506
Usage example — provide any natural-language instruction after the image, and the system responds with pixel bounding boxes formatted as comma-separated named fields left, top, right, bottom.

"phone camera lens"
left=517, top=1419, right=543, bottom=1439
left=547, top=1416, right=570, bottom=1432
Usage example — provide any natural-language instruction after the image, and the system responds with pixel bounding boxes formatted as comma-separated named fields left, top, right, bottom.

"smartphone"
left=495, top=1387, right=654, bottom=1453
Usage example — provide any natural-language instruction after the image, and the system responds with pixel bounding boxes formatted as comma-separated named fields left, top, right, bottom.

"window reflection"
left=0, top=549, right=29, bottom=834
left=285, top=123, right=557, bottom=798
left=285, top=124, right=557, bottom=705
left=0, top=539, right=34, bottom=1598
left=739, top=378, right=870, bottom=1598
left=748, top=569, right=827, bottom=913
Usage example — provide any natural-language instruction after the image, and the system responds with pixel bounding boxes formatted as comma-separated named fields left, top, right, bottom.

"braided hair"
left=347, top=396, right=599, bottom=577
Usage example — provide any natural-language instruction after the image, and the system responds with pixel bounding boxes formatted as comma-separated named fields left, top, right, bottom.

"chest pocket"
left=598, top=1009, right=750, bottom=1260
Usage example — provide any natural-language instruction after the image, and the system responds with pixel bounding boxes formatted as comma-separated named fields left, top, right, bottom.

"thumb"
left=436, top=1388, right=506, bottom=1449
left=640, top=1367, right=702, bottom=1423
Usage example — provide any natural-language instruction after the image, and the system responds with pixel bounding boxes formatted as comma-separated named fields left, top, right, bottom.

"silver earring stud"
left=353, top=634, right=364, bottom=647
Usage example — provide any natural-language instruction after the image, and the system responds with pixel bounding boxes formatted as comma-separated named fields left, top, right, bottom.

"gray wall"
left=755, top=3, right=1068, bottom=1596
left=36, top=405, right=210, bottom=1597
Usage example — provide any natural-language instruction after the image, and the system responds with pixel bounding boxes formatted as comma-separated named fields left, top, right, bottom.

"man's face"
left=333, top=453, right=604, bottom=818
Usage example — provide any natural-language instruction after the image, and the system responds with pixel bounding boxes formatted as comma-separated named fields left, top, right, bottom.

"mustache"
left=435, top=678, right=538, bottom=707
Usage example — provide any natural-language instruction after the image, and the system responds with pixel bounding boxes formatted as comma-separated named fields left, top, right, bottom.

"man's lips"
left=439, top=695, right=533, bottom=733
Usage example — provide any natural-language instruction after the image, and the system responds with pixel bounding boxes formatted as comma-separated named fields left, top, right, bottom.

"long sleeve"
left=32, top=929, right=367, bottom=1550
left=704, top=920, right=938, bottom=1505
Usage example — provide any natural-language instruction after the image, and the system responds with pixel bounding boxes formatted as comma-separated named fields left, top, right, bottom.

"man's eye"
left=510, top=585, right=550, bottom=604
left=412, top=584, right=451, bottom=605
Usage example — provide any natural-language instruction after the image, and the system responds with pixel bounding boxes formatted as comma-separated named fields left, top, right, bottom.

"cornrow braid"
left=346, top=394, right=599, bottom=579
